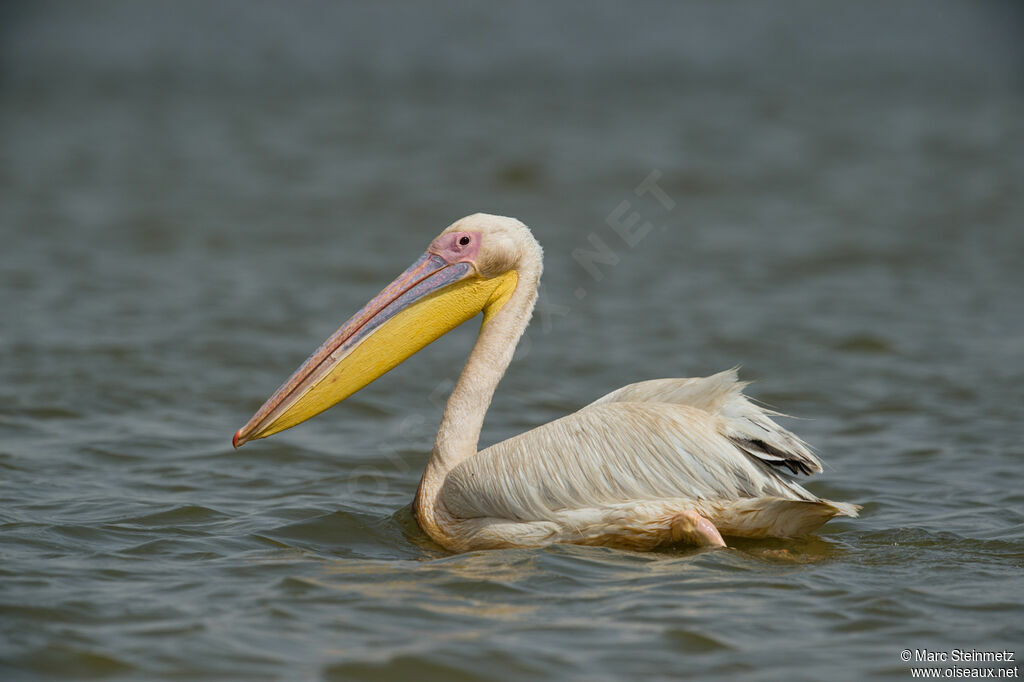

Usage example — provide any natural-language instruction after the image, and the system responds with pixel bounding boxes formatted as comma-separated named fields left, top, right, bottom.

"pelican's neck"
left=414, top=250, right=541, bottom=535
left=433, top=262, right=540, bottom=471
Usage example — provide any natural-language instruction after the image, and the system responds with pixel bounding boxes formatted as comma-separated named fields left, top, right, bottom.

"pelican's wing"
left=588, top=368, right=822, bottom=475
left=441, top=373, right=827, bottom=523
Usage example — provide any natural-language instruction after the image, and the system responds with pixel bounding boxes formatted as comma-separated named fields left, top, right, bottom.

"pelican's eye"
left=458, top=235, right=471, bottom=246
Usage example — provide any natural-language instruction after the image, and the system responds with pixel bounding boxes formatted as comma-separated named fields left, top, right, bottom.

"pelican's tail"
left=713, top=497, right=860, bottom=538
left=823, top=499, right=860, bottom=518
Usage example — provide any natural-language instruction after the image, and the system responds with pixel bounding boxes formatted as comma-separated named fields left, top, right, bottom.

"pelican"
left=234, top=214, right=858, bottom=551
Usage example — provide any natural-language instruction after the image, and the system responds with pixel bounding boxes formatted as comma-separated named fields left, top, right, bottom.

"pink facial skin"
left=428, top=231, right=482, bottom=266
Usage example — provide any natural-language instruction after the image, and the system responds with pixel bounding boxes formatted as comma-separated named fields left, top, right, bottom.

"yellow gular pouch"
left=258, top=270, right=519, bottom=439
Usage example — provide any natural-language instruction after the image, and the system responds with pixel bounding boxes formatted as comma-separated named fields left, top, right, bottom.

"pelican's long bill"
left=233, top=247, right=517, bottom=447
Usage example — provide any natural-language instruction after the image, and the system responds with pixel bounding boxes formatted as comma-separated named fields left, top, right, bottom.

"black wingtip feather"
left=731, top=437, right=815, bottom=476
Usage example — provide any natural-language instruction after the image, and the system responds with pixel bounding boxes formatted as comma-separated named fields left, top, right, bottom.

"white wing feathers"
left=589, top=369, right=823, bottom=476
left=441, top=370, right=844, bottom=525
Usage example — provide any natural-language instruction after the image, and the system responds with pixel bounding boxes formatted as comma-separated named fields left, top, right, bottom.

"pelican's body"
left=234, top=214, right=858, bottom=551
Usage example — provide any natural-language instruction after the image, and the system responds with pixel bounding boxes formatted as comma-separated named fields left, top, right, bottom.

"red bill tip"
left=232, top=429, right=241, bottom=449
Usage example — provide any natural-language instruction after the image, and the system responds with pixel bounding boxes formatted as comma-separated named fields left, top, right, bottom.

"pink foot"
left=671, top=510, right=727, bottom=548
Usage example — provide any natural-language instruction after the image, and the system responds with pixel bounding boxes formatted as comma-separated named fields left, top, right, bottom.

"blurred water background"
left=2, top=1, right=1023, bottom=680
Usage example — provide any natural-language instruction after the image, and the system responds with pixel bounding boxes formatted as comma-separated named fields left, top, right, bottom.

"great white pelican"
left=234, top=214, right=858, bottom=551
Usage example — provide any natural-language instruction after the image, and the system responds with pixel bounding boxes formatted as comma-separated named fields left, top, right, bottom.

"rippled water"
left=2, top=2, right=1023, bottom=680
